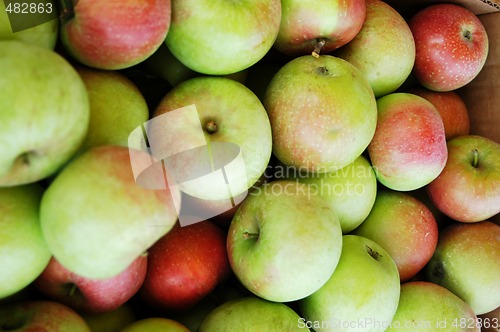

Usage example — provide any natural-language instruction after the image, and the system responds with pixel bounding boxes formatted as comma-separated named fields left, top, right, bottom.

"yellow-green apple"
left=0, top=40, right=89, bottom=187
left=33, top=255, right=147, bottom=313
left=409, top=3, right=489, bottom=92
left=40, top=145, right=181, bottom=279
left=165, top=0, right=281, bottom=75
left=352, top=190, right=439, bottom=282
left=299, top=235, right=400, bottom=332
left=140, top=221, right=231, bottom=313
left=0, top=0, right=58, bottom=49
left=368, top=93, right=447, bottom=191
left=60, top=0, right=171, bottom=70
left=273, top=0, right=366, bottom=56
left=386, top=281, right=479, bottom=332
left=227, top=180, right=343, bottom=302
left=0, top=184, right=51, bottom=299
left=424, top=221, right=500, bottom=315
left=477, top=307, right=500, bottom=332
left=334, top=0, right=415, bottom=98
left=120, top=318, right=190, bottom=332
left=80, top=303, right=136, bottom=332
left=426, top=135, right=500, bottom=223
left=198, top=296, right=309, bottom=332
left=409, top=87, right=470, bottom=140
left=76, top=68, right=149, bottom=152
left=264, top=55, right=377, bottom=173
left=0, top=301, right=91, bottom=332
left=150, top=76, right=272, bottom=202
left=293, top=155, right=377, bottom=233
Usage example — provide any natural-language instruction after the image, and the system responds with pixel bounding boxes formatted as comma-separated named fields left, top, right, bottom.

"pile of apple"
left=1, top=0, right=499, bottom=331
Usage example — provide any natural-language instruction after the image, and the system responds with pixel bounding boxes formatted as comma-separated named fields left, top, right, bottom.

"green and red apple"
left=0, top=184, right=51, bottom=299
left=60, top=0, right=171, bottom=69
left=335, top=0, right=415, bottom=97
left=368, top=93, right=447, bottom=191
left=425, top=221, right=500, bottom=315
left=166, top=0, right=281, bottom=75
left=427, top=135, right=500, bottom=223
left=227, top=180, right=343, bottom=302
left=353, top=190, right=439, bottom=281
left=40, top=145, right=181, bottom=279
left=300, top=235, right=400, bottom=332
left=264, top=54, right=377, bottom=173
left=0, top=40, right=89, bottom=187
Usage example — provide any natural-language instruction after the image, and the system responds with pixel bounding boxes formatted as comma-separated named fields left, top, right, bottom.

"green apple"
left=425, top=221, right=500, bottom=315
left=165, top=0, right=282, bottom=75
left=0, top=40, right=90, bottom=187
left=80, top=303, right=136, bottom=332
left=293, top=155, right=377, bottom=233
left=76, top=67, right=149, bottom=151
left=120, top=318, right=190, bottom=332
left=353, top=190, right=439, bottom=282
left=386, top=281, right=479, bottom=332
left=198, top=297, right=309, bottom=332
left=0, top=184, right=51, bottom=299
left=299, top=235, right=400, bottom=332
left=335, top=0, right=415, bottom=97
left=264, top=54, right=377, bottom=173
left=0, top=301, right=91, bottom=332
left=368, top=93, right=447, bottom=191
left=227, top=180, right=343, bottom=302
left=0, top=0, right=58, bottom=50
left=40, top=145, right=181, bottom=279
left=150, top=76, right=272, bottom=202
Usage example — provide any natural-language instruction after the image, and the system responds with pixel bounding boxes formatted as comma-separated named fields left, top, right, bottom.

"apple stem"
left=242, top=232, right=259, bottom=239
left=66, top=283, right=78, bottom=297
left=205, top=120, right=218, bottom=134
left=472, top=149, right=479, bottom=168
left=312, top=39, right=326, bottom=58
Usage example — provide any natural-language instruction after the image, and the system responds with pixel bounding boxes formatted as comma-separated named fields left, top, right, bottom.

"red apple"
left=140, top=221, right=231, bottom=313
left=60, top=0, right=171, bottom=70
left=368, top=92, right=447, bottom=191
left=33, top=255, right=147, bottom=314
left=427, top=135, right=500, bottom=223
left=409, top=3, right=489, bottom=91
left=0, top=301, right=91, bottom=332
left=273, top=0, right=366, bottom=56
left=410, top=87, right=470, bottom=140
left=352, top=190, right=439, bottom=282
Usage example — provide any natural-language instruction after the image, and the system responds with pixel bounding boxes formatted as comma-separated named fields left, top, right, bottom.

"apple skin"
left=40, top=145, right=181, bottom=279
left=198, top=297, right=309, bottom=332
left=60, top=0, right=170, bottom=70
left=79, top=303, right=136, bottom=332
left=151, top=76, right=272, bottom=201
left=0, top=301, right=91, bottom=332
left=293, top=155, right=377, bottom=233
left=0, top=40, right=90, bottom=187
left=367, top=92, right=447, bottom=191
left=424, top=221, right=500, bottom=315
left=334, top=0, right=415, bottom=98
left=264, top=54, right=377, bottom=173
left=76, top=68, right=149, bottom=151
left=409, top=87, right=470, bottom=141
left=299, top=234, right=400, bottom=332
left=165, top=0, right=281, bottom=75
left=386, top=281, right=479, bottom=332
left=0, top=0, right=58, bottom=50
left=227, top=180, right=343, bottom=302
left=120, top=318, right=190, bottom=332
left=352, top=190, right=439, bottom=282
left=0, top=184, right=51, bottom=299
left=409, top=3, right=489, bottom=92
left=33, top=255, right=147, bottom=314
left=273, top=0, right=366, bottom=56
left=427, top=135, right=500, bottom=223
left=140, top=221, right=231, bottom=313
